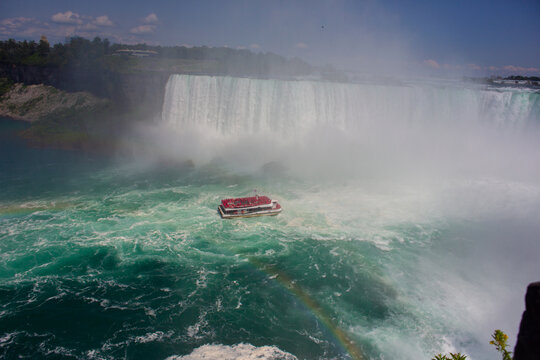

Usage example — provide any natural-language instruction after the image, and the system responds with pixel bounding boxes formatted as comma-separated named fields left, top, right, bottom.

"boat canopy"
left=221, top=196, right=272, bottom=209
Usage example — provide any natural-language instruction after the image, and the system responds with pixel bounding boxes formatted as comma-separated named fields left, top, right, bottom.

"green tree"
left=37, top=38, right=50, bottom=57
left=432, top=353, right=467, bottom=360
left=490, top=329, right=512, bottom=360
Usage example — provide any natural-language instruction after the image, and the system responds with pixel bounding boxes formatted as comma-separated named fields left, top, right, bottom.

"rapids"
left=1, top=75, right=540, bottom=359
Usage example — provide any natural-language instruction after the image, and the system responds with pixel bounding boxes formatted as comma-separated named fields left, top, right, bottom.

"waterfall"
left=157, top=74, right=540, bottom=179
left=161, top=74, right=540, bottom=136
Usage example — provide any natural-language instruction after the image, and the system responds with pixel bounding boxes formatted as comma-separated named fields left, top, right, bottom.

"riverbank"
left=0, top=82, right=108, bottom=123
left=0, top=79, right=127, bottom=153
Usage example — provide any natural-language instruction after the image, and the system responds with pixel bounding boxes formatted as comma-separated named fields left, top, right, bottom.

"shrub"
left=432, top=353, right=467, bottom=360
left=490, top=329, right=512, bottom=360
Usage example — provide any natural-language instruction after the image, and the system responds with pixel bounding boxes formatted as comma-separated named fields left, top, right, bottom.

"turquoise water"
left=1, top=120, right=382, bottom=359
left=1, top=78, right=540, bottom=360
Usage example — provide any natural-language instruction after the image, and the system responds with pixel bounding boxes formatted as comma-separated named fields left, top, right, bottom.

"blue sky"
left=1, top=0, right=539, bottom=76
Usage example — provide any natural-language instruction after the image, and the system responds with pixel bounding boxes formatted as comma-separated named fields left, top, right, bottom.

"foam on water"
left=2, top=163, right=539, bottom=357
left=158, top=75, right=540, bottom=183
left=2, top=78, right=540, bottom=359
left=167, top=343, right=297, bottom=360
left=160, top=76, right=540, bottom=358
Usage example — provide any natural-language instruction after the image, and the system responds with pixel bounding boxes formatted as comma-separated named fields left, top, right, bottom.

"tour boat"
left=218, top=195, right=282, bottom=219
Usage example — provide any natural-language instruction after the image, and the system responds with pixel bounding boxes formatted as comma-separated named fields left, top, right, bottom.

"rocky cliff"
left=514, top=282, right=540, bottom=360
left=0, top=83, right=108, bottom=122
left=113, top=71, right=170, bottom=118
left=0, top=64, right=170, bottom=117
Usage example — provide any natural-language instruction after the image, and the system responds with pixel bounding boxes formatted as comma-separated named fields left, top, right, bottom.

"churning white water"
left=158, top=74, right=540, bottom=359
left=160, top=74, right=540, bottom=181
left=2, top=75, right=540, bottom=360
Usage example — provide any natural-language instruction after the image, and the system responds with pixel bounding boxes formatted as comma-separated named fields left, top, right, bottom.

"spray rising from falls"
left=157, top=75, right=540, bottom=359
left=159, top=74, right=540, bottom=179
left=3, top=76, right=540, bottom=360
left=162, top=75, right=539, bottom=133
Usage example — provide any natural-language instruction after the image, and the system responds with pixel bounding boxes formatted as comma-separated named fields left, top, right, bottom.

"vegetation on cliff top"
left=0, top=77, right=14, bottom=97
left=0, top=37, right=313, bottom=78
left=0, top=37, right=323, bottom=152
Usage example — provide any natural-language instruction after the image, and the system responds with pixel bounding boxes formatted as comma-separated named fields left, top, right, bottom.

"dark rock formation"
left=0, top=64, right=171, bottom=117
left=261, top=161, right=289, bottom=176
left=0, top=83, right=108, bottom=122
left=514, top=281, right=540, bottom=360
left=114, top=71, right=171, bottom=118
left=0, top=64, right=113, bottom=97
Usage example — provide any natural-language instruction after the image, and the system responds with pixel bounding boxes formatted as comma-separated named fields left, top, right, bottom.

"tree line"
left=0, top=37, right=313, bottom=77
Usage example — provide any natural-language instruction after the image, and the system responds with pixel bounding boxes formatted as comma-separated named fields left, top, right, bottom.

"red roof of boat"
left=221, top=196, right=272, bottom=209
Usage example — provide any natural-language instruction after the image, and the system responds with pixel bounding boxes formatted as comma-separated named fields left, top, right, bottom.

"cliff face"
left=0, top=64, right=60, bottom=88
left=114, top=71, right=170, bottom=118
left=514, top=282, right=540, bottom=360
left=0, top=83, right=108, bottom=122
left=0, top=64, right=170, bottom=117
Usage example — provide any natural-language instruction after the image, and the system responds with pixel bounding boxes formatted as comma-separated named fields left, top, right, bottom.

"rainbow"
left=0, top=200, right=365, bottom=359
left=248, top=256, right=365, bottom=360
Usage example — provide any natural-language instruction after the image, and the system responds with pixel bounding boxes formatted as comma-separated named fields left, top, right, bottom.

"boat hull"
left=218, top=205, right=282, bottom=219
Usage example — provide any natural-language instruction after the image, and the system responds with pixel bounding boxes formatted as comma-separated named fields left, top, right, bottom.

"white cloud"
left=442, top=63, right=461, bottom=70
left=130, top=25, right=156, bottom=34
left=0, top=17, right=35, bottom=35
left=0, top=17, right=33, bottom=27
left=127, top=13, right=159, bottom=36
left=502, top=65, right=540, bottom=73
left=51, top=11, right=83, bottom=25
left=423, top=59, right=440, bottom=69
left=144, top=13, right=159, bottom=24
left=295, top=42, right=308, bottom=49
left=0, top=17, right=63, bottom=38
left=81, top=23, right=99, bottom=31
left=0, top=14, right=122, bottom=43
left=421, top=61, right=540, bottom=74
left=94, top=15, right=113, bottom=27
left=250, top=43, right=260, bottom=49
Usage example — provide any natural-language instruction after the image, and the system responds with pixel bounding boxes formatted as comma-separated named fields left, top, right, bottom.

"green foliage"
left=21, top=52, right=46, bottom=66
left=0, top=36, right=316, bottom=105
left=490, top=330, right=512, bottom=360
left=433, top=329, right=514, bottom=360
left=37, top=39, right=50, bottom=57
left=432, top=353, right=467, bottom=360
left=0, top=36, right=313, bottom=77
left=0, top=37, right=112, bottom=68
left=505, top=75, right=540, bottom=81
left=0, top=77, right=14, bottom=97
